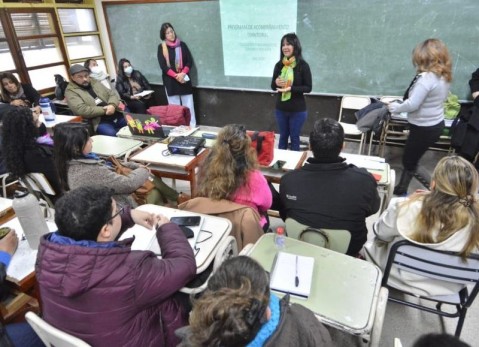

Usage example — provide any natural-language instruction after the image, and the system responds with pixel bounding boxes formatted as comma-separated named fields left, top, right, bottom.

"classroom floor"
left=166, top=137, right=476, bottom=347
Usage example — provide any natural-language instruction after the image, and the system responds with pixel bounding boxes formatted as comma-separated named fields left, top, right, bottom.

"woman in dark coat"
left=157, top=23, right=197, bottom=127
left=115, top=58, right=153, bottom=114
left=0, top=72, right=41, bottom=115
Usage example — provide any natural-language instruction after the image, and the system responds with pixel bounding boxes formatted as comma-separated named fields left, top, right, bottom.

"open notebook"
left=270, top=252, right=314, bottom=298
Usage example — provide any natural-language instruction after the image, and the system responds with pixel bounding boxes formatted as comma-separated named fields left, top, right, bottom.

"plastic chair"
left=0, top=173, right=18, bottom=198
left=19, top=172, right=56, bottom=209
left=180, top=235, right=238, bottom=295
left=338, top=95, right=371, bottom=154
left=378, top=96, right=408, bottom=157
left=381, top=240, right=479, bottom=337
left=285, top=218, right=351, bottom=254
left=25, top=311, right=91, bottom=347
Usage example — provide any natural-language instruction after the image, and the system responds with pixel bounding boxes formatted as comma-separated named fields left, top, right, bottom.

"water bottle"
left=275, top=226, right=286, bottom=250
left=12, top=190, right=50, bottom=250
left=39, top=97, right=55, bottom=121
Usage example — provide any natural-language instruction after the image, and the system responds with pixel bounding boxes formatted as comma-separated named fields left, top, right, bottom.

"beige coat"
left=178, top=197, right=264, bottom=250
left=364, top=197, right=473, bottom=296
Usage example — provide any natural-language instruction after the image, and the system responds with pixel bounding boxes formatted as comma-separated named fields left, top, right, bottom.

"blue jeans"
left=275, top=110, right=307, bottom=151
left=96, top=114, right=127, bottom=137
left=6, top=322, right=45, bottom=347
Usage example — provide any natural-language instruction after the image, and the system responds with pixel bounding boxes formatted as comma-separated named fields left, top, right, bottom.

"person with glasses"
left=176, top=256, right=332, bottom=347
left=36, top=185, right=196, bottom=347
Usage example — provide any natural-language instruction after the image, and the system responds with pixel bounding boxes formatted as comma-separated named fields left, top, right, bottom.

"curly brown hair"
left=412, top=38, right=452, bottom=82
left=196, top=124, right=258, bottom=199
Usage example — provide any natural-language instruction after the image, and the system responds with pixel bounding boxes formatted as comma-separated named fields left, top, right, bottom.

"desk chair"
left=378, top=96, right=408, bottom=157
left=0, top=173, right=19, bottom=198
left=25, top=312, right=91, bottom=347
left=285, top=218, right=351, bottom=254
left=180, top=236, right=238, bottom=295
left=381, top=240, right=479, bottom=337
left=19, top=173, right=56, bottom=209
left=338, top=95, right=371, bottom=154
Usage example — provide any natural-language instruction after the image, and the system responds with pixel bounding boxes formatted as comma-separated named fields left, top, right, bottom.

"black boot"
left=393, top=170, right=414, bottom=196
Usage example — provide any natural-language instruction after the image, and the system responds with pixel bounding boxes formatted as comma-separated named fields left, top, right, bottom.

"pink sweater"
left=231, top=170, right=272, bottom=227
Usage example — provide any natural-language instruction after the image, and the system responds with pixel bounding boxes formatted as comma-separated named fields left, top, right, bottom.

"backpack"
left=54, top=74, right=69, bottom=100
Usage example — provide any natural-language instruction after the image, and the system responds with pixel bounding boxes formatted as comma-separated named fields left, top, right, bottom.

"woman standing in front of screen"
left=157, top=23, right=197, bottom=127
left=271, top=33, right=312, bottom=151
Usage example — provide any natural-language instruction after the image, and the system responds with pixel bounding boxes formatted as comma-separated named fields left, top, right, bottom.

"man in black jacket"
left=279, top=118, right=380, bottom=256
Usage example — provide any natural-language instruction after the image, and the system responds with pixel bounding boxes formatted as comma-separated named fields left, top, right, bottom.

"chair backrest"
left=25, top=311, right=91, bottom=347
left=285, top=218, right=351, bottom=254
left=338, top=95, right=371, bottom=124
left=213, top=235, right=238, bottom=271
left=383, top=240, right=479, bottom=298
left=19, top=173, right=55, bottom=208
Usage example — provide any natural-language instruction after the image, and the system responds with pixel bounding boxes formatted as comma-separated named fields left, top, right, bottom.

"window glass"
left=20, top=38, right=63, bottom=67
left=65, top=35, right=102, bottom=60
left=11, top=12, right=55, bottom=37
left=29, top=65, right=68, bottom=90
left=58, top=9, right=97, bottom=33
left=0, top=42, right=15, bottom=71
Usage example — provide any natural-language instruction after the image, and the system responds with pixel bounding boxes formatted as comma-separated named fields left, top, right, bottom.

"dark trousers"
left=402, top=121, right=444, bottom=171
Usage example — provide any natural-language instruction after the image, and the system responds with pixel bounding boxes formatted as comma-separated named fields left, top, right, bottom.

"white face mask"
left=124, top=66, right=133, bottom=75
left=90, top=66, right=102, bottom=74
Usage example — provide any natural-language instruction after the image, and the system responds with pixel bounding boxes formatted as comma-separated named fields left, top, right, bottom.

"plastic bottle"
left=12, top=190, right=50, bottom=250
left=39, top=97, right=56, bottom=121
left=275, top=226, right=286, bottom=250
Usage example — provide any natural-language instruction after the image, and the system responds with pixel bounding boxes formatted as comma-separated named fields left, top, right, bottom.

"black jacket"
left=157, top=41, right=194, bottom=96
left=115, top=70, right=151, bottom=101
left=271, top=59, right=312, bottom=113
left=279, top=157, right=380, bottom=256
left=1, top=84, right=40, bottom=108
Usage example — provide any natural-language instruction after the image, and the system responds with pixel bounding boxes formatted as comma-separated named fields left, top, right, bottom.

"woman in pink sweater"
left=196, top=124, right=272, bottom=230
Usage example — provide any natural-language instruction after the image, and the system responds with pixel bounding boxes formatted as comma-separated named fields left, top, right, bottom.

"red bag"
left=147, top=105, right=191, bottom=126
left=247, top=131, right=275, bottom=166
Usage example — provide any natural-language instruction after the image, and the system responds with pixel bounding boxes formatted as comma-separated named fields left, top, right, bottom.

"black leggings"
left=402, top=121, right=444, bottom=171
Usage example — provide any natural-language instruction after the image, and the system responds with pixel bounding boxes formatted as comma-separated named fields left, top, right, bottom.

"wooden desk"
left=246, top=234, right=382, bottom=335
left=260, top=149, right=308, bottom=184
left=91, top=135, right=143, bottom=159
left=120, top=204, right=232, bottom=273
left=129, top=143, right=209, bottom=196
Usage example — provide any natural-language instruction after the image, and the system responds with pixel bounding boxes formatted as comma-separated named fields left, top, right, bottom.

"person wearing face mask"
left=65, top=64, right=126, bottom=137
left=157, top=23, right=197, bottom=127
left=115, top=58, right=154, bottom=114
left=271, top=33, right=312, bottom=151
left=84, top=59, right=114, bottom=91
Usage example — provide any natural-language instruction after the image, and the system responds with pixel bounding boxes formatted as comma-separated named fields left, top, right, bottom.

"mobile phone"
left=0, top=227, right=11, bottom=240
left=272, top=160, right=286, bottom=170
left=170, top=216, right=201, bottom=226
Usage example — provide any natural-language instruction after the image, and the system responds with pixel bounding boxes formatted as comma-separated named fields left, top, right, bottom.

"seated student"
left=65, top=64, right=126, bottom=137
left=83, top=59, right=114, bottom=90
left=0, top=72, right=41, bottom=115
left=36, top=186, right=196, bottom=346
left=115, top=58, right=154, bottom=114
left=2, top=107, right=61, bottom=196
left=412, top=333, right=470, bottom=347
left=195, top=124, right=272, bottom=230
left=53, top=123, right=180, bottom=208
left=0, top=229, right=45, bottom=347
left=364, top=155, right=479, bottom=296
left=279, top=118, right=380, bottom=256
left=177, top=256, right=333, bottom=347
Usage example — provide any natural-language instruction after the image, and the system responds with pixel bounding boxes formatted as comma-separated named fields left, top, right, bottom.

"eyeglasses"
left=108, top=204, right=124, bottom=222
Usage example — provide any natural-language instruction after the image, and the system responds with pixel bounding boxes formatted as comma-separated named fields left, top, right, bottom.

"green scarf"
left=280, top=56, right=296, bottom=101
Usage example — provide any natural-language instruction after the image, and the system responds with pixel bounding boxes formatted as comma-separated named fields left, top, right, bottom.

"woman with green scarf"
left=271, top=33, right=312, bottom=151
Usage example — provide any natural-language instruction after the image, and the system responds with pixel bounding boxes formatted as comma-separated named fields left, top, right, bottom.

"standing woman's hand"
left=176, top=72, right=186, bottom=84
left=275, top=77, right=286, bottom=88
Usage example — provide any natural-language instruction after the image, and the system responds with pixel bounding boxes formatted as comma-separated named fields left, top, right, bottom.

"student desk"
left=246, top=234, right=383, bottom=337
left=260, top=149, right=308, bottom=184
left=129, top=143, right=209, bottom=196
left=91, top=135, right=143, bottom=159
left=120, top=204, right=232, bottom=274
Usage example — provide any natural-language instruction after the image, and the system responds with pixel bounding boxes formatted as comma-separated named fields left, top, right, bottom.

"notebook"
left=270, top=252, right=314, bottom=298
left=123, top=112, right=174, bottom=139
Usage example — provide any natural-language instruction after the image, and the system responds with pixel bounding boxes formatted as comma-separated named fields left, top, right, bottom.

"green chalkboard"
left=105, top=0, right=479, bottom=100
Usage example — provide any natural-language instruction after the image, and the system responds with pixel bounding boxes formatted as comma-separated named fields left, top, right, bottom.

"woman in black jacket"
left=115, top=58, right=154, bottom=114
left=0, top=72, right=41, bottom=115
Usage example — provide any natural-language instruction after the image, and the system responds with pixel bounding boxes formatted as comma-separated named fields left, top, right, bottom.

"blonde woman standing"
left=389, top=39, right=452, bottom=195
left=364, top=156, right=479, bottom=296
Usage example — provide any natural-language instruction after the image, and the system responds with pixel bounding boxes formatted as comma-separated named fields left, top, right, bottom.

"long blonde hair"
left=196, top=124, right=258, bottom=199
left=412, top=38, right=452, bottom=82
left=406, top=156, right=479, bottom=258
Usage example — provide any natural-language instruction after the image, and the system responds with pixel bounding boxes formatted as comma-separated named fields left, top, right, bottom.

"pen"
left=295, top=255, right=299, bottom=287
